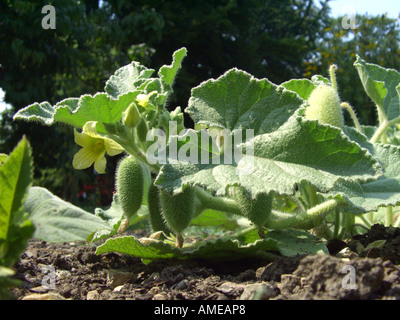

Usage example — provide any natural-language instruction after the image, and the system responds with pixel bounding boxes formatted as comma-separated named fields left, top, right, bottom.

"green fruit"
left=160, top=187, right=195, bottom=238
left=232, top=186, right=272, bottom=229
left=148, top=183, right=171, bottom=235
left=116, top=156, right=144, bottom=219
left=305, top=85, right=344, bottom=129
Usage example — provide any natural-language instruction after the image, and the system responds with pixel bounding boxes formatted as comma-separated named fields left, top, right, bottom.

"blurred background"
left=1, top=0, right=400, bottom=209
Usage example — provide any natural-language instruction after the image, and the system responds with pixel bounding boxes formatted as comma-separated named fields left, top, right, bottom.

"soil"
left=9, top=224, right=400, bottom=300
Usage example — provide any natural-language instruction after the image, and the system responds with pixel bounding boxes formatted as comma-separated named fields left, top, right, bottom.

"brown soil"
left=9, top=224, right=400, bottom=300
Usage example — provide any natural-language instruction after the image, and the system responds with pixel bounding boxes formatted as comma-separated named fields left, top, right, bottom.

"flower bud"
left=123, top=102, right=140, bottom=128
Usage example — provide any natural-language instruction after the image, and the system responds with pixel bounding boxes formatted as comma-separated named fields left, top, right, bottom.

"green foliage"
left=12, top=47, right=400, bottom=264
left=96, top=228, right=328, bottom=263
left=0, top=137, right=34, bottom=299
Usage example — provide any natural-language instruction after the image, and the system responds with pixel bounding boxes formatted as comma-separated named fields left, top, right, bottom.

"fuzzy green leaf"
left=186, top=68, right=304, bottom=134
left=156, top=115, right=382, bottom=197
left=281, top=78, right=317, bottom=100
left=96, top=235, right=278, bottom=261
left=354, top=55, right=400, bottom=121
left=95, top=228, right=328, bottom=262
left=25, top=187, right=111, bottom=243
left=158, top=47, right=187, bottom=86
left=105, top=61, right=154, bottom=98
left=328, top=143, right=400, bottom=212
left=14, top=92, right=138, bottom=132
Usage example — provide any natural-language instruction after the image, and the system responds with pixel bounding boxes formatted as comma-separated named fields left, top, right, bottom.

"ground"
left=9, top=224, right=400, bottom=300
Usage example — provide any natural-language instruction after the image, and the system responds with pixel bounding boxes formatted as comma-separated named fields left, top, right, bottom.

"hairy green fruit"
left=116, top=156, right=144, bottom=220
left=160, top=187, right=195, bottom=247
left=305, top=85, right=344, bottom=129
left=232, top=186, right=272, bottom=231
left=148, top=183, right=171, bottom=235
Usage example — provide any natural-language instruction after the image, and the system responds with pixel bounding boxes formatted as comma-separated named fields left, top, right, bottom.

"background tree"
left=305, top=14, right=400, bottom=126
left=0, top=0, right=330, bottom=204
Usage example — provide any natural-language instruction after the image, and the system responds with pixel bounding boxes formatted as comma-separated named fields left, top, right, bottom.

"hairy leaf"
left=186, top=68, right=305, bottom=134
left=24, top=187, right=111, bottom=243
left=95, top=228, right=327, bottom=262
left=105, top=61, right=154, bottom=98
left=354, top=55, right=400, bottom=121
left=156, top=115, right=382, bottom=197
left=328, top=143, right=400, bottom=212
left=14, top=92, right=138, bottom=133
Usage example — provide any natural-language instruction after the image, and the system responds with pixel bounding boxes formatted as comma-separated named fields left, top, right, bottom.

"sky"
left=328, top=0, right=400, bottom=18
left=2, top=0, right=400, bottom=113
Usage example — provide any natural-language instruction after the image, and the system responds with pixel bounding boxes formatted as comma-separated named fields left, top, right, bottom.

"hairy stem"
left=194, top=186, right=242, bottom=216
left=265, top=199, right=344, bottom=230
left=329, top=64, right=338, bottom=93
left=341, top=102, right=361, bottom=131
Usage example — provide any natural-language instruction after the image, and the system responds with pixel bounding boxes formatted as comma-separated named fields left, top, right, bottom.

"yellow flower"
left=136, top=91, right=157, bottom=108
left=73, top=121, right=124, bottom=174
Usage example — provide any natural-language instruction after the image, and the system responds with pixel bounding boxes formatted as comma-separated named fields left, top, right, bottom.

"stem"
left=341, top=102, right=361, bottom=131
left=394, top=214, right=400, bottom=228
left=359, top=214, right=372, bottom=229
left=332, top=209, right=341, bottom=239
left=385, top=206, right=393, bottom=226
left=370, top=119, right=389, bottom=143
left=301, top=183, right=319, bottom=208
left=329, top=64, right=338, bottom=93
left=369, top=113, right=400, bottom=144
left=366, top=211, right=374, bottom=224
left=265, top=198, right=344, bottom=230
left=194, top=186, right=242, bottom=216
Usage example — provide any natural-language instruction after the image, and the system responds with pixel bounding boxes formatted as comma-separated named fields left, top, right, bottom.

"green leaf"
left=95, top=228, right=328, bottom=262
left=328, top=143, right=400, bottom=212
left=89, top=194, right=149, bottom=243
left=281, top=78, right=316, bottom=100
left=96, top=235, right=278, bottom=261
left=186, top=68, right=304, bottom=134
left=156, top=115, right=382, bottom=197
left=266, top=229, right=329, bottom=256
left=158, top=47, right=187, bottom=86
left=25, top=187, right=111, bottom=243
left=14, top=93, right=138, bottom=132
left=0, top=137, right=33, bottom=240
left=105, top=61, right=154, bottom=98
left=354, top=55, right=400, bottom=121
left=190, top=209, right=239, bottom=230
left=0, top=154, right=9, bottom=165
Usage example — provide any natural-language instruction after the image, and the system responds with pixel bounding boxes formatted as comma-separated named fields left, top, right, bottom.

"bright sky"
left=328, top=0, right=400, bottom=18
left=1, top=0, right=400, bottom=114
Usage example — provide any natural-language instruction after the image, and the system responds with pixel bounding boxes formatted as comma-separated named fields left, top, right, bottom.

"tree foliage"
left=306, top=14, right=400, bottom=125
left=0, top=0, right=330, bottom=203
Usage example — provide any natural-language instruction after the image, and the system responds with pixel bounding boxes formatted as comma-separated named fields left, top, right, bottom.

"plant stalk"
left=385, top=206, right=393, bottom=226
left=265, top=198, right=344, bottom=230
left=341, top=102, right=361, bottom=131
left=329, top=64, right=338, bottom=93
left=194, top=186, right=242, bottom=216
